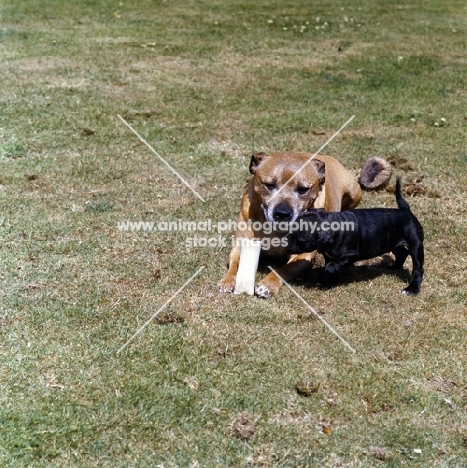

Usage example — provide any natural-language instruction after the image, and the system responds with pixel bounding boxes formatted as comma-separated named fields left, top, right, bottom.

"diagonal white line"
left=271, top=115, right=355, bottom=201
left=117, top=114, right=206, bottom=202
left=117, top=266, right=205, bottom=354
left=267, top=266, right=356, bottom=353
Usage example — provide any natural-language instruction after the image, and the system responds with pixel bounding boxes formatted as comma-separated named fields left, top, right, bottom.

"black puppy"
left=286, top=178, right=424, bottom=295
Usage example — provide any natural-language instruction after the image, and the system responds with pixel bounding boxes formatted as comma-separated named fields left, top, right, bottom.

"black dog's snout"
left=273, top=203, right=294, bottom=222
left=285, top=232, right=310, bottom=254
left=284, top=233, right=299, bottom=253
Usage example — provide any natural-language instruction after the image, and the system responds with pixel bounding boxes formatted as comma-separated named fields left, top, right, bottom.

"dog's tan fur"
left=218, top=151, right=362, bottom=298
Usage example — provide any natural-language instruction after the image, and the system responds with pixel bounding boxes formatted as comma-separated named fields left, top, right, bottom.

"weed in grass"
left=84, top=201, right=114, bottom=213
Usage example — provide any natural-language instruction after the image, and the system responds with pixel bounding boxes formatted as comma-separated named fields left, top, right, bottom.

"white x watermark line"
left=117, top=114, right=206, bottom=203
left=271, top=115, right=355, bottom=201
left=117, top=266, right=205, bottom=354
left=267, top=267, right=356, bottom=353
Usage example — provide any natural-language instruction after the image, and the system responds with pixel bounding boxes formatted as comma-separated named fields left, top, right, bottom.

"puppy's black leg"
left=391, top=245, right=409, bottom=270
left=403, top=242, right=424, bottom=295
left=322, top=258, right=353, bottom=288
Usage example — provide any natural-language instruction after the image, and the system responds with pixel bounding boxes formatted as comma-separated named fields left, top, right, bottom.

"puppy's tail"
left=395, top=177, right=411, bottom=211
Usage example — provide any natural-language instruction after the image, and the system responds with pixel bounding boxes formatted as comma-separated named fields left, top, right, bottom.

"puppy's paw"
left=254, top=275, right=282, bottom=299
left=217, top=275, right=236, bottom=293
left=402, top=287, right=419, bottom=296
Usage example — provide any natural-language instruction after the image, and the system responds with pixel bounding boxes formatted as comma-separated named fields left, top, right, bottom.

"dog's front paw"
left=254, top=275, right=282, bottom=299
left=254, top=284, right=274, bottom=299
left=217, top=275, right=236, bottom=293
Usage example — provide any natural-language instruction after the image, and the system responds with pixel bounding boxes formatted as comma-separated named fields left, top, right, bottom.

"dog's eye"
left=263, top=182, right=276, bottom=191
left=296, top=186, right=310, bottom=195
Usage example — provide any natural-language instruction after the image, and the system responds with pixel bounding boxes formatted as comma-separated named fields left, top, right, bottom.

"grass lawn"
left=1, top=0, right=467, bottom=466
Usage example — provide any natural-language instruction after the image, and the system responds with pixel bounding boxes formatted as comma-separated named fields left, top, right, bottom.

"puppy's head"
left=285, top=211, right=321, bottom=254
left=249, top=152, right=325, bottom=228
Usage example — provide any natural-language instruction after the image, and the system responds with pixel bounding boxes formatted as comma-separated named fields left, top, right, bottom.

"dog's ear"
left=311, top=159, right=326, bottom=184
left=249, top=152, right=269, bottom=174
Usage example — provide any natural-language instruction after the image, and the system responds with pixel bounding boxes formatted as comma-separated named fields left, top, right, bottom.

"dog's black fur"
left=286, top=178, right=424, bottom=295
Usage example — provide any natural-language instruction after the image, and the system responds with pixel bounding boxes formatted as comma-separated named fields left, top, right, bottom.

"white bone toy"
left=233, top=239, right=261, bottom=295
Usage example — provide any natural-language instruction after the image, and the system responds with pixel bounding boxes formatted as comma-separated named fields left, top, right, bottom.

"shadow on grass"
left=258, top=253, right=413, bottom=291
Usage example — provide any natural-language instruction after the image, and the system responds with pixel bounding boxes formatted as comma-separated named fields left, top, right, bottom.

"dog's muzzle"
left=272, top=202, right=295, bottom=222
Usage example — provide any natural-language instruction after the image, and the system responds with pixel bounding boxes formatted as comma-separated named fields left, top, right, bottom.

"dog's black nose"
left=273, top=204, right=294, bottom=222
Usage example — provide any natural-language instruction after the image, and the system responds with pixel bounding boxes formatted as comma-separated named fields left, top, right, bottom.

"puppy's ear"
left=249, top=152, right=269, bottom=174
left=311, top=159, right=326, bottom=184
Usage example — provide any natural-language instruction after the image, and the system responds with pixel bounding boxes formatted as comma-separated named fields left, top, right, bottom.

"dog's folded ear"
left=311, top=159, right=326, bottom=184
left=249, top=152, right=269, bottom=174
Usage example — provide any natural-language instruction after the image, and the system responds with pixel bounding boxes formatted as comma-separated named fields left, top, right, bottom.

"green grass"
left=1, top=0, right=467, bottom=466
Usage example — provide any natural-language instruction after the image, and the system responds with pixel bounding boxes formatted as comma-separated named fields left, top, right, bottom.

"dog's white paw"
left=254, top=284, right=274, bottom=299
left=217, top=279, right=235, bottom=293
